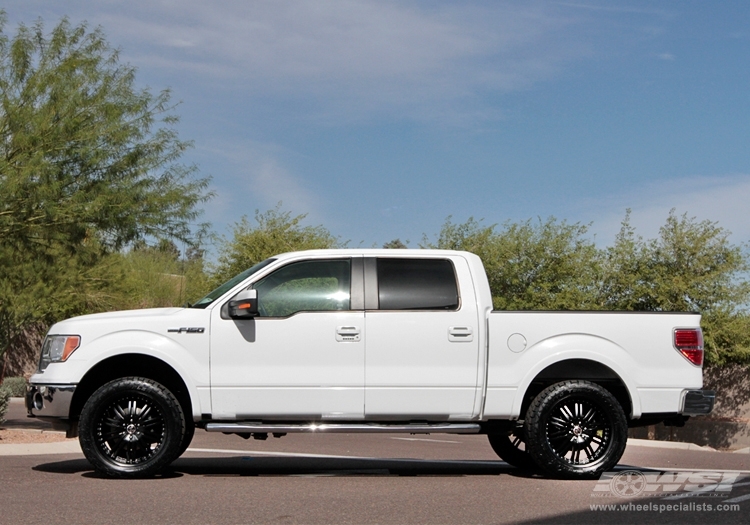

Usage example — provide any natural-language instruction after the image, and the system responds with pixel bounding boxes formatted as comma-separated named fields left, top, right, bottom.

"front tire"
left=79, top=377, right=186, bottom=478
left=177, top=418, right=195, bottom=458
left=524, top=380, right=628, bottom=479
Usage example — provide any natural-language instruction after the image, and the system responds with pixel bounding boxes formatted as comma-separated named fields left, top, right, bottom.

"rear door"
left=363, top=255, right=481, bottom=419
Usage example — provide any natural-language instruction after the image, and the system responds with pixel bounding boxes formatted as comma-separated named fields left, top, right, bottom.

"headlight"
left=38, top=335, right=81, bottom=372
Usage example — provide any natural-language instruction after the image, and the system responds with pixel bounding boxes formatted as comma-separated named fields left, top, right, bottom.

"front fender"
left=34, top=329, right=209, bottom=419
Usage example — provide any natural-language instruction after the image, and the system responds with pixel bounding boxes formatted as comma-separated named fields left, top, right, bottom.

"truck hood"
left=64, top=307, right=185, bottom=322
left=47, top=307, right=187, bottom=336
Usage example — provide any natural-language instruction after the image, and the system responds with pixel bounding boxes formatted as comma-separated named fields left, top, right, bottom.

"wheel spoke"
left=136, top=404, right=152, bottom=422
left=141, top=428, right=163, bottom=442
left=109, top=435, right=128, bottom=458
left=140, top=416, right=162, bottom=428
left=102, top=418, right=122, bottom=429
left=113, top=405, right=127, bottom=421
left=100, top=427, right=124, bottom=440
left=549, top=436, right=571, bottom=450
left=129, top=439, right=148, bottom=459
left=550, top=416, right=567, bottom=429
left=93, top=394, right=168, bottom=466
left=582, top=407, right=597, bottom=425
left=550, top=436, right=573, bottom=454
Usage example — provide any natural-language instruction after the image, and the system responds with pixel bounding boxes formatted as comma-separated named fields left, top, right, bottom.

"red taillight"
left=674, top=328, right=704, bottom=366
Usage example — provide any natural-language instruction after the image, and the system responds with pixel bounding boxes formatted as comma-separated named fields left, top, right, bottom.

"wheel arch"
left=517, top=358, right=634, bottom=421
left=70, top=354, right=194, bottom=425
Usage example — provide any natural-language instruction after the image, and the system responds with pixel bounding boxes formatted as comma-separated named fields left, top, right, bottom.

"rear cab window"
left=376, top=258, right=459, bottom=310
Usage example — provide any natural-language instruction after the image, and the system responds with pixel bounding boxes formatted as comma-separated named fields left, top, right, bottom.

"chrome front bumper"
left=25, top=384, right=76, bottom=419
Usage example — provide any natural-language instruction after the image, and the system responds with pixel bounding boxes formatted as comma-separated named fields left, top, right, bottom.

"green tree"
left=0, top=16, right=211, bottom=359
left=382, top=239, right=408, bottom=249
left=425, top=216, right=601, bottom=310
left=210, top=205, right=344, bottom=286
left=602, top=210, right=750, bottom=365
left=91, top=245, right=209, bottom=311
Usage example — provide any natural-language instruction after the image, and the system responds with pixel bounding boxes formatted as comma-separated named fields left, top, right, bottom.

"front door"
left=210, top=258, right=365, bottom=420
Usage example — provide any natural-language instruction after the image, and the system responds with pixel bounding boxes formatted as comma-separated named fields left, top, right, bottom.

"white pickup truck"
left=26, top=249, right=714, bottom=479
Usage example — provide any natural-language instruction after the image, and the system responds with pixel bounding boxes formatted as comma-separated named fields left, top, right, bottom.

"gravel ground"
left=0, top=428, right=69, bottom=444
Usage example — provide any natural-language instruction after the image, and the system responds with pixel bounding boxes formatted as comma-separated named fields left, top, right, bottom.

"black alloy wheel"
left=79, top=377, right=185, bottom=478
left=524, top=380, right=628, bottom=479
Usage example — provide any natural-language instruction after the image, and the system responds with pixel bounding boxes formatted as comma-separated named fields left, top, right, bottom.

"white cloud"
left=6, top=0, right=606, bottom=122
left=249, top=158, right=317, bottom=218
left=585, top=174, right=750, bottom=245
left=196, top=138, right=323, bottom=224
left=658, top=52, right=675, bottom=60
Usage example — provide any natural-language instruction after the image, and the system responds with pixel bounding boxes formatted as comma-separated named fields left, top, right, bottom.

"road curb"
left=0, top=428, right=66, bottom=436
left=0, top=440, right=81, bottom=456
left=627, top=437, right=717, bottom=452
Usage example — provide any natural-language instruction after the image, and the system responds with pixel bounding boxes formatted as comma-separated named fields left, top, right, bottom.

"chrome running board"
left=205, top=422, right=481, bottom=434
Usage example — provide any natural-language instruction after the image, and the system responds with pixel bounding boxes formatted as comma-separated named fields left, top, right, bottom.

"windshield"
left=190, top=258, right=276, bottom=308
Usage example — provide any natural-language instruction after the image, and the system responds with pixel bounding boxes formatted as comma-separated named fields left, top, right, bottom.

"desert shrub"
left=1, top=376, right=27, bottom=397
left=0, top=386, right=10, bottom=424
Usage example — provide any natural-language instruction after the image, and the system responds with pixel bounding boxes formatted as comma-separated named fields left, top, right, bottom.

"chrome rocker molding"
left=205, top=422, right=481, bottom=434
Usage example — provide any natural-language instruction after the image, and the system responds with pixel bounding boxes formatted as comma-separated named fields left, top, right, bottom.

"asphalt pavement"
left=2, top=398, right=749, bottom=524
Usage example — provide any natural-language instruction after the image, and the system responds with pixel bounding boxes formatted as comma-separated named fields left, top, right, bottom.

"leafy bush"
left=1, top=376, right=27, bottom=397
left=211, top=205, right=344, bottom=288
left=0, top=386, right=10, bottom=425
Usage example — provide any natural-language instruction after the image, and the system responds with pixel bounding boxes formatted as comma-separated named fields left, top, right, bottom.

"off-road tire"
left=524, top=380, right=628, bottom=479
left=487, top=428, right=537, bottom=469
left=177, top=418, right=195, bottom=458
left=79, top=377, right=186, bottom=478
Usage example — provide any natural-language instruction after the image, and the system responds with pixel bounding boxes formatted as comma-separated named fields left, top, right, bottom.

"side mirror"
left=227, top=289, right=258, bottom=319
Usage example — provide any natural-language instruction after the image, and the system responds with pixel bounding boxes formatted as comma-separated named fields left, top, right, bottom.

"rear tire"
left=524, top=380, right=628, bottom=479
left=487, top=428, right=537, bottom=469
left=79, top=377, right=185, bottom=478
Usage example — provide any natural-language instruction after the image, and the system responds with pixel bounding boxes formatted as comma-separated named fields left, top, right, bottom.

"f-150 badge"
left=167, top=327, right=205, bottom=334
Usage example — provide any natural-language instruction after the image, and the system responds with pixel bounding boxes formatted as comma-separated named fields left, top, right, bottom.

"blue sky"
left=5, top=1, right=750, bottom=251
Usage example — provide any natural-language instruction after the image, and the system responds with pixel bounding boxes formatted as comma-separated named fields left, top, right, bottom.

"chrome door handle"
left=448, top=326, right=474, bottom=342
left=336, top=326, right=361, bottom=342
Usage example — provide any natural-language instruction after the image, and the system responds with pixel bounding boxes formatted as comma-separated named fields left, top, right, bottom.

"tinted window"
left=191, top=258, right=275, bottom=308
left=254, top=259, right=351, bottom=317
left=377, top=258, right=458, bottom=310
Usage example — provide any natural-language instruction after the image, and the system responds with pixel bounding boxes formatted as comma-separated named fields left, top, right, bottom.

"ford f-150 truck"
left=26, top=249, right=714, bottom=479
